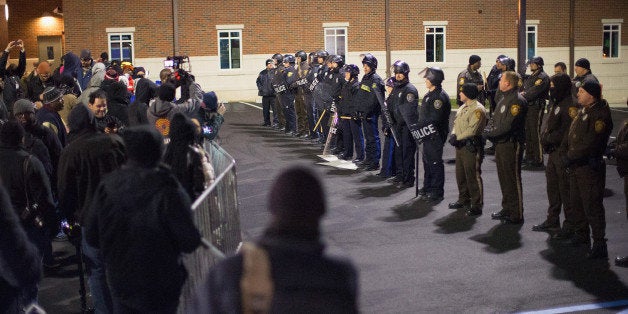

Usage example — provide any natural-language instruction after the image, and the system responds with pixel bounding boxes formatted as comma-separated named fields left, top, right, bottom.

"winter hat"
left=0, top=120, right=25, bottom=147
left=168, top=112, right=196, bottom=144
left=158, top=83, right=176, bottom=102
left=67, top=104, right=95, bottom=133
left=268, top=166, right=326, bottom=230
left=105, top=66, right=119, bottom=80
left=265, top=59, right=274, bottom=66
left=581, top=81, right=601, bottom=99
left=41, top=86, right=63, bottom=104
left=575, top=58, right=590, bottom=70
left=202, top=91, right=218, bottom=112
left=461, top=83, right=480, bottom=100
left=469, top=55, right=481, bottom=65
left=13, top=99, right=35, bottom=114
left=122, top=125, right=164, bottom=168
left=80, top=49, right=92, bottom=60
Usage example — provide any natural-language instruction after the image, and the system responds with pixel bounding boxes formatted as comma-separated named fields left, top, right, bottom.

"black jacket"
left=0, top=49, right=26, bottom=111
left=191, top=227, right=358, bottom=314
left=419, top=87, right=451, bottom=142
left=85, top=165, right=201, bottom=310
left=355, top=71, right=385, bottom=116
left=338, top=78, right=359, bottom=116
left=389, top=80, right=419, bottom=129
left=256, top=69, right=275, bottom=97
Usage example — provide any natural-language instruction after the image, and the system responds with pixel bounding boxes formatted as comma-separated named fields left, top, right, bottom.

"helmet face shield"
left=362, top=53, right=378, bottom=70
left=392, top=60, right=410, bottom=76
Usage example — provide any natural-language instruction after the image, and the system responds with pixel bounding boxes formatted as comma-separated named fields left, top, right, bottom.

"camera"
left=164, top=55, right=190, bottom=71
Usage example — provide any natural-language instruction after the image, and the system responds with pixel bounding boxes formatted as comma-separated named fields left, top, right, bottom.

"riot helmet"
left=528, top=56, right=544, bottom=67
left=392, top=60, right=410, bottom=76
left=362, top=53, right=378, bottom=70
left=315, top=50, right=329, bottom=59
left=295, top=50, right=308, bottom=62
left=272, top=53, right=283, bottom=64
left=343, top=64, right=360, bottom=80
left=424, top=67, right=445, bottom=86
left=330, top=55, right=344, bottom=68
left=283, top=54, right=296, bottom=65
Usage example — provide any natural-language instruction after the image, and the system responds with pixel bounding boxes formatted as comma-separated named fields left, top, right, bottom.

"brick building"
left=2, top=0, right=627, bottom=103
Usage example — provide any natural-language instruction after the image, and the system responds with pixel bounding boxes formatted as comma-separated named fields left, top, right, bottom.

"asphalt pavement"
left=40, top=102, right=628, bottom=313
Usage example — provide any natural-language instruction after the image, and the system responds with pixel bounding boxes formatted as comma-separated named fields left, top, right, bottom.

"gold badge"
left=287, top=72, right=293, bottom=77
left=459, top=77, right=465, bottom=85
left=594, top=120, right=605, bottom=133
left=518, top=79, right=523, bottom=87
left=474, top=109, right=483, bottom=120
left=534, top=79, right=542, bottom=86
left=372, top=83, right=377, bottom=89
left=568, top=107, right=578, bottom=119
left=510, top=104, right=520, bottom=116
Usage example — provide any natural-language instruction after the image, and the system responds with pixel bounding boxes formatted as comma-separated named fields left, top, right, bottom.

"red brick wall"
left=6, top=0, right=63, bottom=59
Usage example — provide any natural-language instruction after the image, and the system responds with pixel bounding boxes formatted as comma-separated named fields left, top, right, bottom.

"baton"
left=313, top=109, right=327, bottom=132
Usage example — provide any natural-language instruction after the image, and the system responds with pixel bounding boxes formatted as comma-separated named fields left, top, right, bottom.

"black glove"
left=448, top=135, right=458, bottom=147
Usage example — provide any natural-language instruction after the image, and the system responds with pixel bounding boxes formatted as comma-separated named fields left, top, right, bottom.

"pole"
left=568, top=0, right=575, bottom=77
left=517, top=0, right=527, bottom=76
left=385, top=0, right=391, bottom=79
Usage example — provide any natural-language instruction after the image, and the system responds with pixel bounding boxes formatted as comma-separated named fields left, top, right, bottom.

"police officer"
left=256, top=59, right=276, bottom=127
left=564, top=81, right=612, bottom=259
left=313, top=55, right=343, bottom=151
left=388, top=61, right=419, bottom=188
left=485, top=55, right=508, bottom=155
left=521, top=56, right=550, bottom=168
left=270, top=53, right=286, bottom=130
left=485, top=71, right=528, bottom=224
left=571, top=58, right=599, bottom=104
left=354, top=53, right=384, bottom=171
left=338, top=64, right=363, bottom=161
left=306, top=50, right=327, bottom=141
left=280, top=54, right=298, bottom=136
left=418, top=67, right=451, bottom=201
left=456, top=55, right=484, bottom=106
left=293, top=50, right=310, bottom=137
left=378, top=76, right=397, bottom=178
left=448, top=83, right=488, bottom=216
left=310, top=50, right=333, bottom=143
left=532, top=73, right=580, bottom=233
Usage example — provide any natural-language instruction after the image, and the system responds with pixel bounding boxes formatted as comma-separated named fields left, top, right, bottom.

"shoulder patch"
left=406, top=93, right=415, bottom=102
left=534, top=78, right=542, bottom=86
left=434, top=100, right=443, bottom=109
left=510, top=104, right=521, bottom=116
left=518, top=79, right=523, bottom=87
left=361, top=84, right=372, bottom=92
left=155, top=118, right=171, bottom=136
left=459, top=77, right=465, bottom=85
left=42, top=121, right=58, bottom=135
left=568, top=107, right=578, bottom=119
left=372, top=83, right=377, bottom=89
left=594, top=119, right=606, bottom=133
left=474, top=109, right=483, bottom=120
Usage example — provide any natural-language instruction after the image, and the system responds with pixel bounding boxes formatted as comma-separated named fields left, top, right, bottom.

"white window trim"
left=526, top=23, right=538, bottom=59
left=424, top=23, right=447, bottom=63
left=323, top=26, right=348, bottom=57
left=602, top=19, right=623, bottom=24
left=216, top=24, right=244, bottom=30
left=107, top=31, right=134, bottom=64
left=217, top=29, right=243, bottom=70
left=602, top=19, right=622, bottom=59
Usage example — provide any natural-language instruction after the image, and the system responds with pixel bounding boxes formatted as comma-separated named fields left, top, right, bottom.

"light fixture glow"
left=4, top=5, right=8, bottom=21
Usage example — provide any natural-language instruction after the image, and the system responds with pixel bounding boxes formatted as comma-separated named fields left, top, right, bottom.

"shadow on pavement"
left=540, top=239, right=628, bottom=302
left=469, top=222, right=523, bottom=253
left=379, top=198, right=435, bottom=222
left=353, top=184, right=407, bottom=199
left=433, top=209, right=479, bottom=234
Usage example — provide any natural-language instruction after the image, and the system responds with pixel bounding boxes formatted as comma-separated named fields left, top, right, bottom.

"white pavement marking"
left=238, top=102, right=263, bottom=110
left=517, top=299, right=628, bottom=314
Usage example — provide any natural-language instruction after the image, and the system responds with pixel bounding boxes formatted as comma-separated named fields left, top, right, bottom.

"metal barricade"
left=178, top=140, right=242, bottom=313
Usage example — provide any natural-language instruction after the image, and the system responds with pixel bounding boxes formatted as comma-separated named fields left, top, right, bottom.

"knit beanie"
left=469, top=55, right=481, bottom=65
left=158, top=83, right=176, bottom=102
left=202, top=91, right=218, bottom=112
left=13, top=99, right=35, bottom=114
left=461, top=83, right=480, bottom=100
left=575, top=58, right=591, bottom=70
left=581, top=81, right=601, bottom=99
left=268, top=166, right=326, bottom=230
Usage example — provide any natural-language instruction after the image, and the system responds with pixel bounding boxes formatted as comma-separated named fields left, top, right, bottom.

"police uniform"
left=486, top=65, right=502, bottom=115
left=521, top=67, right=550, bottom=166
left=294, top=59, right=310, bottom=136
left=485, top=88, right=527, bottom=223
left=456, top=67, right=484, bottom=106
left=271, top=64, right=286, bottom=129
left=451, top=100, right=487, bottom=212
left=307, top=61, right=323, bottom=139
left=418, top=87, right=451, bottom=199
left=339, top=76, right=363, bottom=161
left=313, top=64, right=342, bottom=144
left=355, top=72, right=384, bottom=170
left=566, top=99, right=612, bottom=256
left=535, top=89, right=579, bottom=231
left=280, top=63, right=298, bottom=134
left=389, top=79, right=419, bottom=186
left=571, top=72, right=598, bottom=105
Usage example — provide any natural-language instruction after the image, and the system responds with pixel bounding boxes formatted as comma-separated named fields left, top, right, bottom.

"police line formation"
left=256, top=50, right=627, bottom=266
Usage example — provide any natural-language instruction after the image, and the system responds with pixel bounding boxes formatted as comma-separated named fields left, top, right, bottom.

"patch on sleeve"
left=287, top=72, right=293, bottom=77
left=372, top=83, right=377, bottom=89
left=510, top=104, right=521, bottom=116
left=518, top=78, right=523, bottom=87
left=568, top=107, right=579, bottom=119
left=474, top=109, right=483, bottom=120
left=594, top=120, right=605, bottom=133
left=459, top=77, right=465, bottom=85
left=361, top=84, right=372, bottom=92
left=434, top=100, right=443, bottom=109
left=41, top=121, right=58, bottom=135
left=406, top=93, right=415, bottom=102
left=534, top=79, right=542, bottom=86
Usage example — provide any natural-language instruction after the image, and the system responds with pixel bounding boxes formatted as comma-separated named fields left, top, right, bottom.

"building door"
left=37, top=35, right=63, bottom=65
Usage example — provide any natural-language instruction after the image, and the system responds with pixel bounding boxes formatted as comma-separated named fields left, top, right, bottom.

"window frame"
left=423, top=21, right=447, bottom=63
left=602, top=22, right=621, bottom=58
left=106, top=27, right=135, bottom=64
left=526, top=22, right=538, bottom=60
left=323, top=23, right=348, bottom=61
left=216, top=29, right=243, bottom=70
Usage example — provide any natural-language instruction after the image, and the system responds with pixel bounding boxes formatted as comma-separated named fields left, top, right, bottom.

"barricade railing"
left=178, top=140, right=242, bottom=313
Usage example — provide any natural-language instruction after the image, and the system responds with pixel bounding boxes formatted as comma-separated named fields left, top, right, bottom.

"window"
left=603, top=23, right=621, bottom=58
left=424, top=22, right=447, bottom=63
left=526, top=25, right=537, bottom=59
left=218, top=30, right=242, bottom=69
left=324, top=27, right=347, bottom=61
left=106, top=27, right=135, bottom=63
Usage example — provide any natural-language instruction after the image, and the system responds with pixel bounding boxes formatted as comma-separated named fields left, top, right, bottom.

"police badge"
left=407, top=93, right=415, bottom=102
left=434, top=100, right=443, bottom=109
left=595, top=120, right=605, bottom=133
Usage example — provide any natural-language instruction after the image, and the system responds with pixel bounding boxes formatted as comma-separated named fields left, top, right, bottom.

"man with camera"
left=1, top=39, right=27, bottom=115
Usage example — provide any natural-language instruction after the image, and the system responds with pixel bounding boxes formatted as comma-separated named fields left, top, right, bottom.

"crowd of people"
left=256, top=50, right=628, bottom=267
left=0, top=39, right=226, bottom=313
